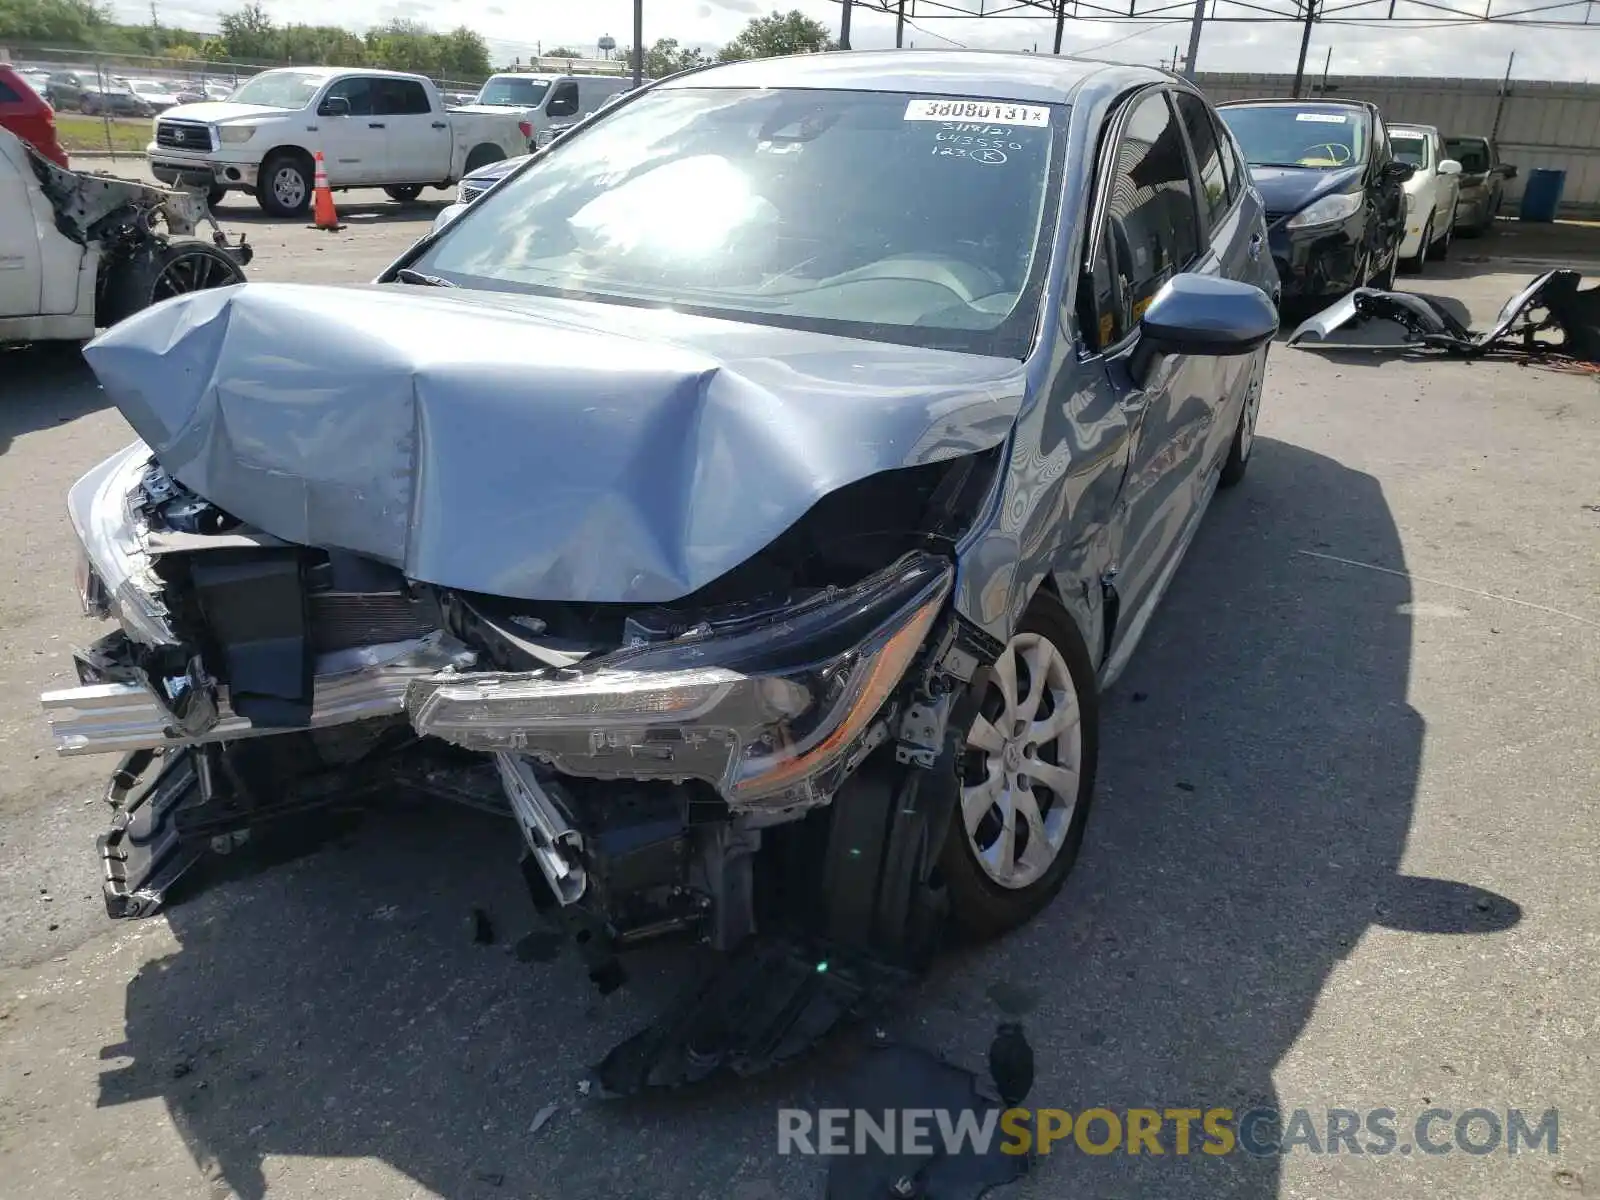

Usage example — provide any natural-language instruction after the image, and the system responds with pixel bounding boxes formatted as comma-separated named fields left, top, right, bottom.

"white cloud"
left=117, top=0, right=1600, bottom=81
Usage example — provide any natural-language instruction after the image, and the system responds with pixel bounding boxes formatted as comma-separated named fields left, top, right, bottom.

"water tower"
left=597, top=35, right=616, bottom=60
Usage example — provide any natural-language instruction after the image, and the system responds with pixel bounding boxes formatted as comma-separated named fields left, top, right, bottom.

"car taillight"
left=518, top=120, right=532, bottom=139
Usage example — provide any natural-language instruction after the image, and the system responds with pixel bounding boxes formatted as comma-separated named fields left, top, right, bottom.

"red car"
left=0, top=65, right=69, bottom=168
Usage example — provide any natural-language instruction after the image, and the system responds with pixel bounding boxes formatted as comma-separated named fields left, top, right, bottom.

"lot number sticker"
left=1295, top=112, right=1348, bottom=123
left=905, top=98, right=1050, bottom=127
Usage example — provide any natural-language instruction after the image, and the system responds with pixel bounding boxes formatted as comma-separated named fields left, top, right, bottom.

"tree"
left=218, top=1, right=277, bottom=60
left=716, top=9, right=834, bottom=63
left=544, top=45, right=579, bottom=57
left=363, top=18, right=437, bottom=74
left=437, top=25, right=490, bottom=79
left=638, top=36, right=704, bottom=78
left=0, top=0, right=105, bottom=43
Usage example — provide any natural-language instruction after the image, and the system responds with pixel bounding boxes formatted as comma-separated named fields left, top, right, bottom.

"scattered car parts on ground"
left=0, top=127, right=251, bottom=346
left=1286, top=270, right=1600, bottom=363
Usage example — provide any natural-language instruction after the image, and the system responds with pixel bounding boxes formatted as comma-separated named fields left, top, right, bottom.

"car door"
left=313, top=75, right=381, bottom=185
left=1086, top=87, right=1218, bottom=654
left=375, top=78, right=450, bottom=183
left=1369, top=115, right=1406, bottom=262
left=0, top=135, right=43, bottom=318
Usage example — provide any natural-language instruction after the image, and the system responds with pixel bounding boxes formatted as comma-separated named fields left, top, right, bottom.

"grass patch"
left=55, top=115, right=150, bottom=156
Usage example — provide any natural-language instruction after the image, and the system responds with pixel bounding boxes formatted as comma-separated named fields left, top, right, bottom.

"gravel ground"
left=0, top=206, right=1596, bottom=1200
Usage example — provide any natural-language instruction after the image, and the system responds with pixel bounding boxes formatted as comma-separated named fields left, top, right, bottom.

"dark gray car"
left=1446, top=135, right=1518, bottom=234
left=46, top=50, right=1278, bottom=1087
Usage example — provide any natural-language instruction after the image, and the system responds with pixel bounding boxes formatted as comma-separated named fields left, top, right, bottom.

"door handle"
left=368, top=121, right=386, bottom=129
left=431, top=121, right=447, bottom=129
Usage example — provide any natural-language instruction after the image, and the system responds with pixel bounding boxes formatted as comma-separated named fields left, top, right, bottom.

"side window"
left=0, top=80, right=20, bottom=104
left=1078, top=223, right=1125, bottom=352
left=1174, top=90, right=1230, bottom=229
left=1106, top=92, right=1201, bottom=326
left=1372, top=117, right=1391, bottom=165
left=376, top=79, right=431, bottom=116
left=322, top=76, right=374, bottom=116
left=545, top=80, right=579, bottom=118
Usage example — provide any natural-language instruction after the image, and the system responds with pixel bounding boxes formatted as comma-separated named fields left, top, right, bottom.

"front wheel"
left=205, top=185, right=227, bottom=210
left=98, top=240, right=246, bottom=328
left=384, top=184, right=424, bottom=203
left=1219, top=347, right=1265, bottom=489
left=256, top=152, right=311, bottom=217
left=1433, top=206, right=1454, bottom=260
left=939, top=590, right=1099, bottom=940
left=1403, top=216, right=1432, bottom=274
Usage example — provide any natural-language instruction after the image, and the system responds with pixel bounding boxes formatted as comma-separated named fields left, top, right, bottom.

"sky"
left=111, top=0, right=1600, bottom=83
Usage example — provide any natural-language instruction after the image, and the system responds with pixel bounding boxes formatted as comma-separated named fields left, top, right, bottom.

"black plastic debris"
left=823, top=1040, right=1029, bottom=1200
left=1287, top=269, right=1600, bottom=362
left=592, top=937, right=914, bottom=1096
left=468, top=907, right=495, bottom=945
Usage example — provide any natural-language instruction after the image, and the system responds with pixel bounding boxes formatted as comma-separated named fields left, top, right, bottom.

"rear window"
left=476, top=76, right=550, bottom=107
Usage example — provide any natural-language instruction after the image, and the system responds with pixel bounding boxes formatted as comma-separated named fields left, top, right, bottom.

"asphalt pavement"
left=0, top=201, right=1596, bottom=1200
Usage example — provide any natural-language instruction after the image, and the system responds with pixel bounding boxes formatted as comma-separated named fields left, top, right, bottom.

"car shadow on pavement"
left=0, top=344, right=108, bottom=457
left=92, top=437, right=1521, bottom=1199
left=212, top=198, right=451, bottom=226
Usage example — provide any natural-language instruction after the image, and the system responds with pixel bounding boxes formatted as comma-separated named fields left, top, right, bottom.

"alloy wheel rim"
left=150, top=248, right=242, bottom=305
left=960, top=632, right=1083, bottom=890
left=1239, top=357, right=1263, bottom=461
left=275, top=167, right=306, bottom=208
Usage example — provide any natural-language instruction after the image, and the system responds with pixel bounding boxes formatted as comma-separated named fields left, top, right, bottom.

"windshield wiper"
left=395, top=268, right=457, bottom=288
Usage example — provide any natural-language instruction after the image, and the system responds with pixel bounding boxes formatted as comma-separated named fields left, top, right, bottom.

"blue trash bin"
left=1519, top=168, right=1567, bottom=223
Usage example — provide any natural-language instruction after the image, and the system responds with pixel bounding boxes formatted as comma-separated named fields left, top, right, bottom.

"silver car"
left=46, top=50, right=1277, bottom=1090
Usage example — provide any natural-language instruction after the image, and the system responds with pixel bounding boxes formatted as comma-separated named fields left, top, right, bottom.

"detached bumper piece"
left=593, top=937, right=915, bottom=1097
left=1288, top=269, right=1600, bottom=362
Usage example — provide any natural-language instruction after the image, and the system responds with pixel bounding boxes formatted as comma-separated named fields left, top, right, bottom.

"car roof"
left=1390, top=122, right=1437, bottom=134
left=657, top=49, right=1167, bottom=105
left=1217, top=96, right=1373, bottom=111
left=256, top=65, right=428, bottom=81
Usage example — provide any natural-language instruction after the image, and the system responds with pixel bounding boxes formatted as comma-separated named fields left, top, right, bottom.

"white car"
left=1389, top=123, right=1462, bottom=273
left=472, top=72, right=638, bottom=150
left=0, top=127, right=250, bottom=345
left=145, top=67, right=530, bottom=216
left=122, top=78, right=181, bottom=113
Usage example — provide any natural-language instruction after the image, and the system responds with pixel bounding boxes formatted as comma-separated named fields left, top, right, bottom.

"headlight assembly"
left=407, top=552, right=954, bottom=811
left=216, top=125, right=255, bottom=144
left=1285, top=191, right=1363, bottom=230
left=66, top=443, right=176, bottom=647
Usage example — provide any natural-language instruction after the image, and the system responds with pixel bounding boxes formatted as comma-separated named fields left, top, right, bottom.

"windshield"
left=476, top=76, right=551, bottom=107
left=412, top=87, right=1063, bottom=357
left=1390, top=133, right=1428, bottom=169
left=229, top=70, right=324, bottom=110
left=1218, top=104, right=1369, bottom=169
left=1446, top=138, right=1489, bottom=173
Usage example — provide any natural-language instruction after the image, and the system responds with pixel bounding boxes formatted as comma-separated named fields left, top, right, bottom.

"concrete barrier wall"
left=1196, top=72, right=1600, bottom=215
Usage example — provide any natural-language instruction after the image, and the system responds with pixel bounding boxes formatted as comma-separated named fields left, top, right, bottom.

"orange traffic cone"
left=309, top=151, right=343, bottom=231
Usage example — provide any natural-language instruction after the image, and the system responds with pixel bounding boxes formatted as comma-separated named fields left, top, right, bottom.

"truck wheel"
left=463, top=144, right=504, bottom=174
left=938, top=589, right=1099, bottom=940
left=99, top=240, right=245, bottom=329
left=205, top=185, right=228, bottom=209
left=257, top=152, right=312, bottom=217
left=384, top=185, right=424, bottom=203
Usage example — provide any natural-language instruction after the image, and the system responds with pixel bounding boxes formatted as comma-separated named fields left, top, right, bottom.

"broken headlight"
left=406, top=552, right=953, bottom=810
left=67, top=442, right=175, bottom=647
left=1286, top=191, right=1362, bottom=230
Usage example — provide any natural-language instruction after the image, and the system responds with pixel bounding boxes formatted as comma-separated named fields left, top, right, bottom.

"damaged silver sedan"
left=41, top=52, right=1278, bottom=1091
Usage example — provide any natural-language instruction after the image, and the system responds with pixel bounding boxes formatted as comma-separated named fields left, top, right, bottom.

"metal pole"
left=841, top=0, right=854, bottom=49
left=1053, top=0, right=1066, bottom=53
left=896, top=0, right=907, bottom=47
left=1291, top=0, right=1317, bottom=99
left=631, top=0, right=644, bottom=85
left=1319, top=45, right=1331, bottom=94
left=1182, top=0, right=1204, bottom=79
left=1490, top=50, right=1515, bottom=142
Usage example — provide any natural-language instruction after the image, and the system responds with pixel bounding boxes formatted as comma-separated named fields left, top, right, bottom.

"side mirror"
left=1500, top=163, right=1518, bottom=180
left=1130, top=274, right=1279, bottom=384
left=1438, top=158, right=1463, bottom=177
left=319, top=96, right=351, bottom=117
left=1383, top=160, right=1416, bottom=183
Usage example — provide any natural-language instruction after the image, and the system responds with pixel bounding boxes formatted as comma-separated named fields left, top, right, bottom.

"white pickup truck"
left=146, top=66, right=530, bottom=216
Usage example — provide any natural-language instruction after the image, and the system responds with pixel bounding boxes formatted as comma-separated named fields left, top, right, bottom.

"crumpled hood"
left=83, top=283, right=1024, bottom=603
left=1251, top=164, right=1363, bottom=217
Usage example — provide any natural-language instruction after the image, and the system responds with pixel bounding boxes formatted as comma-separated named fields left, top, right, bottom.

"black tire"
left=256, top=151, right=312, bottom=217
left=205, top=185, right=228, bottom=209
left=1432, top=206, right=1453, bottom=260
left=98, top=239, right=246, bottom=328
left=384, top=184, right=424, bottom=203
left=463, top=144, right=504, bottom=174
left=1402, top=216, right=1432, bottom=274
left=1219, top=346, right=1265, bottom=489
left=938, top=589, right=1100, bottom=941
